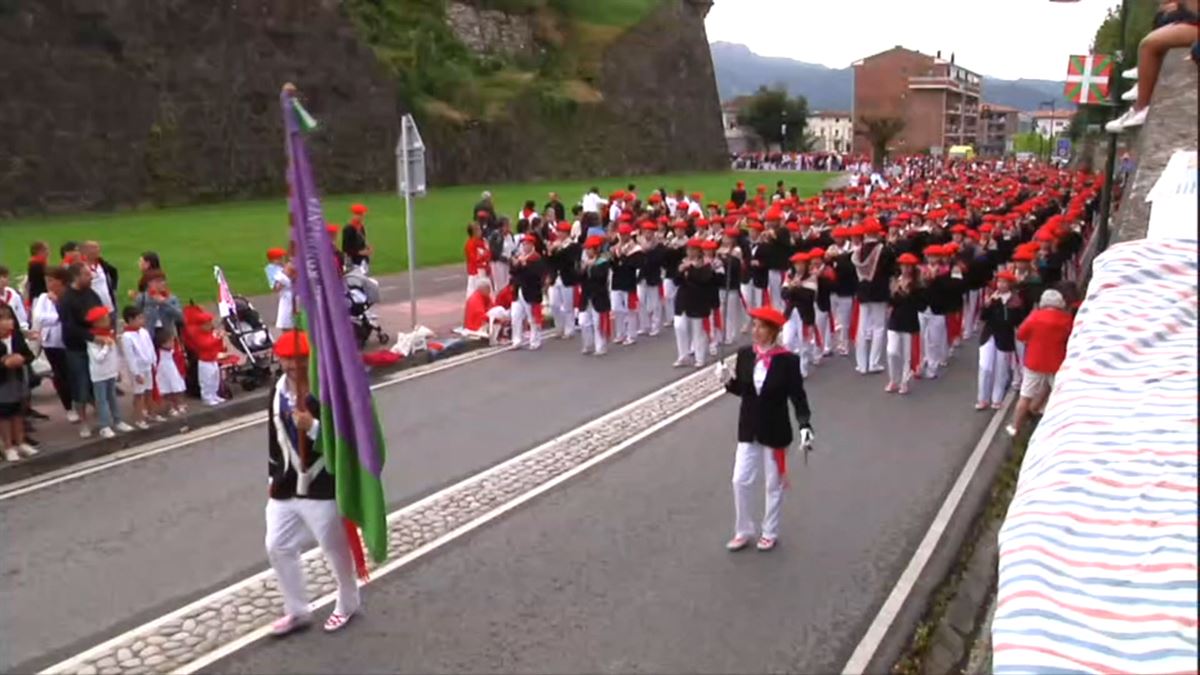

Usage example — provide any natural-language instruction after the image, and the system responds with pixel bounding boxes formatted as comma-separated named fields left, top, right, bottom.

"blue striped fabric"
left=993, top=239, right=1199, bottom=674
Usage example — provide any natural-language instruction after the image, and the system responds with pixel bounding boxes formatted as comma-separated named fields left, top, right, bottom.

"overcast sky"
left=705, top=0, right=1116, bottom=81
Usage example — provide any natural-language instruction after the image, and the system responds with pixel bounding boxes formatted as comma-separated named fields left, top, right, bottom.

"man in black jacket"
left=58, top=263, right=104, bottom=431
left=509, top=235, right=547, bottom=351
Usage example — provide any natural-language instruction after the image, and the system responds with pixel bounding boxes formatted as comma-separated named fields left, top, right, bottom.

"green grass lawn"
left=2, top=171, right=833, bottom=304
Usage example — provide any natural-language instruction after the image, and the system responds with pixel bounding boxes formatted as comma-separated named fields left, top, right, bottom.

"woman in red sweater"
left=1007, top=289, right=1074, bottom=437
left=464, top=223, right=492, bottom=298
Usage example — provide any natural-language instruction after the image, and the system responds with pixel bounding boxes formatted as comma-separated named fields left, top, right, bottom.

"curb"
left=0, top=342, right=489, bottom=487
left=848, top=395, right=1017, bottom=675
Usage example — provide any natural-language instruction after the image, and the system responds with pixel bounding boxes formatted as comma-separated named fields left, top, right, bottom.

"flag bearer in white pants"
left=673, top=239, right=712, bottom=367
left=509, top=235, right=546, bottom=351
left=266, top=331, right=360, bottom=637
left=975, top=272, right=1022, bottom=410
left=714, top=306, right=814, bottom=553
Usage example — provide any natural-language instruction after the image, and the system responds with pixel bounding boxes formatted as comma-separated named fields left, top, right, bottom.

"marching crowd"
left=463, top=158, right=1091, bottom=437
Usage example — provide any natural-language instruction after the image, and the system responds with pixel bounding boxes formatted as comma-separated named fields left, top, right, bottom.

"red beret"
left=748, top=306, right=787, bottom=328
left=523, top=234, right=539, bottom=244
left=950, top=224, right=969, bottom=234
left=583, top=236, right=605, bottom=250
left=326, top=224, right=340, bottom=235
left=924, top=245, right=944, bottom=257
left=747, top=221, right=765, bottom=232
left=267, top=248, right=287, bottom=261
left=672, top=219, right=689, bottom=230
left=556, top=221, right=572, bottom=232
left=640, top=220, right=658, bottom=231
left=85, top=306, right=110, bottom=324
left=724, top=227, right=741, bottom=238
left=789, top=251, right=809, bottom=264
left=617, top=224, right=635, bottom=236
left=897, top=253, right=920, bottom=266
left=350, top=204, right=368, bottom=216
left=274, top=330, right=311, bottom=359
left=808, top=247, right=826, bottom=258
left=686, top=238, right=705, bottom=249
left=996, top=270, right=1018, bottom=283
left=701, top=240, right=719, bottom=251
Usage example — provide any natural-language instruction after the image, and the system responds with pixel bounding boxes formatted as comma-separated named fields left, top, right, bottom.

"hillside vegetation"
left=344, top=0, right=664, bottom=123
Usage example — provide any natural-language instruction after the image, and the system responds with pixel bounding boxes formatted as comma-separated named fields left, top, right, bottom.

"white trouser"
left=265, top=498, right=360, bottom=619
left=198, top=360, right=221, bottom=404
left=673, top=315, right=708, bottom=366
left=719, top=289, right=744, bottom=343
left=782, top=311, right=816, bottom=376
left=638, top=283, right=663, bottom=335
left=610, top=290, right=637, bottom=342
left=815, top=308, right=833, bottom=355
left=578, top=307, right=607, bottom=354
left=732, top=442, right=784, bottom=540
left=740, top=282, right=757, bottom=325
left=767, top=270, right=784, bottom=310
left=831, top=294, right=854, bottom=353
left=663, top=278, right=679, bottom=323
left=977, top=337, right=1012, bottom=405
left=886, top=330, right=914, bottom=387
left=511, top=295, right=542, bottom=349
left=854, top=301, right=887, bottom=372
left=548, top=280, right=575, bottom=337
left=963, top=289, right=981, bottom=338
left=919, top=311, right=948, bottom=376
left=490, top=261, right=510, bottom=293
left=485, top=306, right=509, bottom=344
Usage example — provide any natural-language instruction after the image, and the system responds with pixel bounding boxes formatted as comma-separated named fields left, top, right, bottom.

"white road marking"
left=0, top=346, right=509, bottom=502
left=41, top=358, right=728, bottom=675
left=172, top=390, right=727, bottom=674
left=840, top=392, right=1014, bottom=674
left=432, top=274, right=462, bottom=283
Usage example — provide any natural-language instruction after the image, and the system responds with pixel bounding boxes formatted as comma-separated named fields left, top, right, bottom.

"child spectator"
left=121, top=306, right=158, bottom=428
left=155, top=321, right=188, bottom=417
left=185, top=310, right=228, bottom=406
left=0, top=266, right=29, bottom=330
left=85, top=306, right=132, bottom=439
left=0, top=305, right=36, bottom=461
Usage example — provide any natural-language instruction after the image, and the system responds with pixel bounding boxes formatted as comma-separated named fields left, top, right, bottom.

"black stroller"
left=222, top=295, right=276, bottom=390
left=344, top=269, right=390, bottom=348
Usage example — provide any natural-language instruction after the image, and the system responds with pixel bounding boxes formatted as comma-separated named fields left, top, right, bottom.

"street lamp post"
left=780, top=109, right=788, bottom=153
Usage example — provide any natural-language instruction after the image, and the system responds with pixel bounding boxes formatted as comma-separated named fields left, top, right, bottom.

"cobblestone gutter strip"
left=43, top=362, right=730, bottom=675
left=891, top=434, right=1029, bottom=675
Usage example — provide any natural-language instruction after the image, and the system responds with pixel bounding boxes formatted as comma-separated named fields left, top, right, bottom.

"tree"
left=1013, top=132, right=1044, bottom=154
left=737, top=86, right=809, bottom=152
left=1092, top=0, right=1158, bottom=61
left=855, top=116, right=905, bottom=169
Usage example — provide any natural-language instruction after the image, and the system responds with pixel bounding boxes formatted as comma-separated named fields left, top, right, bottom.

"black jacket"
left=677, top=262, right=714, bottom=318
left=853, top=241, right=894, bottom=303
left=725, top=346, right=813, bottom=448
left=578, top=258, right=611, bottom=313
left=267, top=379, right=335, bottom=501
left=58, top=285, right=104, bottom=351
left=0, top=330, right=35, bottom=386
left=548, top=243, right=581, bottom=286
left=923, top=273, right=957, bottom=316
left=830, top=252, right=858, bottom=297
left=511, top=255, right=547, bottom=305
left=749, top=241, right=772, bottom=289
left=341, top=225, right=369, bottom=262
left=639, top=245, right=666, bottom=286
left=783, top=275, right=816, bottom=326
left=979, top=294, right=1025, bottom=352
left=610, top=246, right=643, bottom=293
left=662, top=244, right=686, bottom=282
left=887, top=282, right=926, bottom=333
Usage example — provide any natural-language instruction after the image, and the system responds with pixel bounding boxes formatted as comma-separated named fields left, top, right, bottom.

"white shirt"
left=120, top=328, right=157, bottom=374
left=87, top=339, right=121, bottom=381
left=31, top=293, right=62, bottom=348
left=582, top=192, right=602, bottom=214
left=753, top=358, right=767, bottom=395
left=90, top=264, right=114, bottom=311
left=273, top=270, right=294, bottom=330
left=608, top=201, right=624, bottom=224
left=2, top=287, right=29, bottom=330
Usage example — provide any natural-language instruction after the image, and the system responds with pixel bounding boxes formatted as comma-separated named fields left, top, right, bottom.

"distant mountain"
left=710, top=42, right=1070, bottom=113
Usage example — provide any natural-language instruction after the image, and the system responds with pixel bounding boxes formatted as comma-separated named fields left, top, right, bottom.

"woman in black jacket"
left=886, top=253, right=927, bottom=395
left=976, top=270, right=1025, bottom=410
left=715, top=306, right=814, bottom=552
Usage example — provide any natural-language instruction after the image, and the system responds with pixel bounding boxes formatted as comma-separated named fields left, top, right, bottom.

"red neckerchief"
left=124, top=326, right=141, bottom=334
left=29, top=255, right=47, bottom=266
left=753, top=343, right=790, bottom=371
left=91, top=328, right=114, bottom=338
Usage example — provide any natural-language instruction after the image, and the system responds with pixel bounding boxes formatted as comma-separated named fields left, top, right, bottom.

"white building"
left=808, top=110, right=853, bottom=153
left=1031, top=110, right=1072, bottom=138
left=722, top=98, right=761, bottom=154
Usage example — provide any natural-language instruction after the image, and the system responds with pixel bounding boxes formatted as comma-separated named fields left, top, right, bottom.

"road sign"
left=1056, top=137, right=1072, bottom=159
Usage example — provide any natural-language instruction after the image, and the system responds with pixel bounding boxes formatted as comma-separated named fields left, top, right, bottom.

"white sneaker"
left=17, top=443, right=39, bottom=457
left=3, top=448, right=19, bottom=462
left=66, top=410, right=81, bottom=423
left=673, top=357, right=692, bottom=368
left=151, top=414, right=168, bottom=423
left=99, top=427, right=116, bottom=439
left=1122, top=107, right=1148, bottom=128
left=1004, top=424, right=1018, bottom=438
left=1122, top=66, right=1138, bottom=81
left=1121, top=85, right=1137, bottom=101
left=80, top=427, right=93, bottom=439
left=135, top=420, right=151, bottom=430
left=169, top=408, right=183, bottom=417
left=115, top=422, right=135, bottom=432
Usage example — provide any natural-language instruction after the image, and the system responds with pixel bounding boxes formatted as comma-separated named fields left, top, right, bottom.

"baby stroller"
left=344, top=269, right=390, bottom=348
left=222, top=295, right=276, bottom=390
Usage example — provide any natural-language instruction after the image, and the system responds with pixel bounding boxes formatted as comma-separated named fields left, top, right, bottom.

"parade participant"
left=717, top=227, right=746, bottom=344
left=673, top=239, right=712, bottom=367
left=547, top=223, right=580, bottom=339
left=1009, top=244, right=1043, bottom=391
left=609, top=224, right=643, bottom=345
left=637, top=221, right=666, bottom=337
left=1007, top=289, right=1074, bottom=437
left=488, top=217, right=518, bottom=292
left=701, top=240, right=723, bottom=357
left=942, top=242, right=968, bottom=352
left=84, top=306, right=131, bottom=439
left=781, top=252, right=818, bottom=377
left=341, top=204, right=372, bottom=274
left=918, top=246, right=951, bottom=379
left=851, top=219, right=893, bottom=374
left=714, top=306, right=814, bottom=552
left=811, top=249, right=835, bottom=358
left=0, top=267, right=29, bottom=330
left=885, top=253, right=926, bottom=394
left=828, top=228, right=858, bottom=356
left=509, top=235, right=546, bottom=351
left=0, top=305, right=36, bottom=462
left=662, top=220, right=689, bottom=320
left=976, top=271, right=1023, bottom=410
left=326, top=223, right=346, bottom=274
left=765, top=219, right=791, bottom=310
left=577, top=236, right=611, bottom=356
left=463, top=222, right=492, bottom=297
left=265, top=330, right=361, bottom=636
left=746, top=221, right=771, bottom=310
left=120, top=306, right=158, bottom=428
left=963, top=235, right=996, bottom=338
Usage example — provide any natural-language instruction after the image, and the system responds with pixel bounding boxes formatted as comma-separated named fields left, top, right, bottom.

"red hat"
left=267, top=247, right=287, bottom=261
left=350, top=204, right=368, bottom=216
left=736, top=181, right=745, bottom=188
left=699, top=240, right=718, bottom=251
left=584, top=236, right=605, bottom=249
left=1011, top=248, right=1036, bottom=262
left=617, top=224, right=635, bottom=236
left=191, top=310, right=214, bottom=325
left=808, top=247, right=826, bottom=259
left=619, top=212, right=635, bottom=223
left=748, top=306, right=787, bottom=328
left=1034, top=229, right=1055, bottom=242
left=696, top=217, right=710, bottom=227
left=979, top=224, right=994, bottom=233
left=924, top=245, right=944, bottom=257
left=85, top=306, right=110, bottom=324
left=672, top=219, right=689, bottom=230
left=832, top=227, right=849, bottom=239
left=686, top=238, right=705, bottom=249
left=523, top=234, right=539, bottom=244
left=789, top=251, right=809, bottom=264
left=724, top=226, right=741, bottom=238
left=326, top=223, right=340, bottom=235
left=756, top=185, right=768, bottom=193
left=690, top=192, right=703, bottom=201
left=648, top=193, right=663, bottom=204
left=556, top=221, right=572, bottom=232
left=897, top=253, right=920, bottom=266
left=995, top=270, right=1018, bottom=283
left=724, top=215, right=739, bottom=226
left=786, top=221, right=800, bottom=233
left=747, top=221, right=765, bottom=232
left=640, top=220, right=659, bottom=231
left=274, top=330, right=311, bottom=359
left=950, top=224, right=969, bottom=234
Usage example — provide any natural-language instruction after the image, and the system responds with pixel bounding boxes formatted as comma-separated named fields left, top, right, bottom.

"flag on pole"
left=214, top=266, right=237, bottom=318
left=280, top=84, right=388, bottom=566
left=1064, top=54, right=1113, bottom=104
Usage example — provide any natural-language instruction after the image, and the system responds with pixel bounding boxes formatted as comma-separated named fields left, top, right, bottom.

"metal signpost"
left=396, top=114, right=427, bottom=330
left=1056, top=137, right=1072, bottom=161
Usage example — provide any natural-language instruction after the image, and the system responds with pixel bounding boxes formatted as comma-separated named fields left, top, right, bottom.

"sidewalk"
left=8, top=265, right=474, bottom=482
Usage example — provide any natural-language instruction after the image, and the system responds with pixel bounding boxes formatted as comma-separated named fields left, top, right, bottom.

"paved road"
left=0, top=333, right=705, bottom=672
left=210, top=347, right=992, bottom=674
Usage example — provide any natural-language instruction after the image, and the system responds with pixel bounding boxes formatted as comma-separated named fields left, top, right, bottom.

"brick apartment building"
left=852, top=46, right=987, bottom=158
left=978, top=103, right=1020, bottom=156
